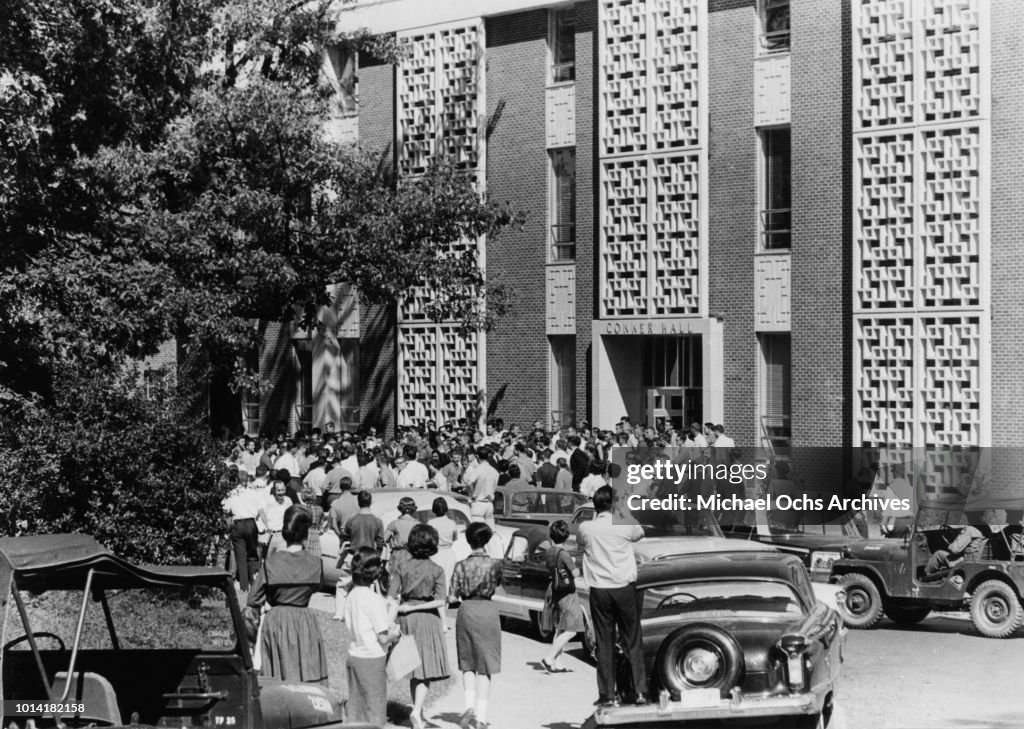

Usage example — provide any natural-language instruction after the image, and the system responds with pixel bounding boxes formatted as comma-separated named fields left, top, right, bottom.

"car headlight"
left=810, top=551, right=842, bottom=574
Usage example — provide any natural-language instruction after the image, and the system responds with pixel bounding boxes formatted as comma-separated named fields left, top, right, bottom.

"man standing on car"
left=578, top=485, right=647, bottom=707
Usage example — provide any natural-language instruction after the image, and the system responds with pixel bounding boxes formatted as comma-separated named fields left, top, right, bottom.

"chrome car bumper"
left=593, top=690, right=825, bottom=725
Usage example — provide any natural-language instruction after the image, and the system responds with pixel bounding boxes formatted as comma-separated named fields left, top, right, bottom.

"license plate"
left=677, top=688, right=720, bottom=708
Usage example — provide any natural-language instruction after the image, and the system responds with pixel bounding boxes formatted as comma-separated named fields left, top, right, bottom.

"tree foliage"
left=0, top=370, right=228, bottom=565
left=1, top=0, right=516, bottom=403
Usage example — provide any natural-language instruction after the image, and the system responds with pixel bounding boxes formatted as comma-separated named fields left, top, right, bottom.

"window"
left=549, top=8, right=575, bottom=83
left=293, top=341, right=313, bottom=433
left=760, top=126, right=791, bottom=250
left=641, top=336, right=702, bottom=389
left=142, top=368, right=170, bottom=401
left=323, top=46, right=357, bottom=115
left=241, top=349, right=260, bottom=436
left=550, top=336, right=576, bottom=429
left=549, top=148, right=576, bottom=260
left=642, top=581, right=803, bottom=617
left=759, top=0, right=790, bottom=53
left=759, top=333, right=792, bottom=448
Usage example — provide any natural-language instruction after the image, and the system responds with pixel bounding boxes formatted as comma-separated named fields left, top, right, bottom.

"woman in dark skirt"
left=541, top=519, right=585, bottom=673
left=449, top=522, right=503, bottom=729
left=247, top=505, right=329, bottom=684
left=387, top=523, right=449, bottom=729
left=385, top=496, right=420, bottom=578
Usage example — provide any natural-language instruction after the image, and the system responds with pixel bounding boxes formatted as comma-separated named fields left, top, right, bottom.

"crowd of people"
left=220, top=415, right=739, bottom=727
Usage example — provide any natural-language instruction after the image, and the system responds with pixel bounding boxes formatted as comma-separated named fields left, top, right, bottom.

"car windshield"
left=642, top=580, right=804, bottom=617
left=10, top=586, right=238, bottom=651
left=767, top=509, right=862, bottom=538
left=510, top=491, right=585, bottom=514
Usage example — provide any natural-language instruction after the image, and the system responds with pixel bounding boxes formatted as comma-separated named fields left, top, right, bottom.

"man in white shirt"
left=579, top=462, right=607, bottom=500
left=682, top=423, right=708, bottom=461
left=339, top=442, right=360, bottom=477
left=578, top=486, right=647, bottom=707
left=222, top=480, right=264, bottom=590
left=549, top=439, right=570, bottom=466
left=273, top=440, right=300, bottom=479
left=257, top=480, right=293, bottom=556
left=466, top=447, right=498, bottom=526
left=396, top=446, right=429, bottom=489
left=302, top=455, right=328, bottom=499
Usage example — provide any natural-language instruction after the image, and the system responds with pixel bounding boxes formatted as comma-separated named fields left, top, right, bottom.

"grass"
left=14, top=588, right=452, bottom=727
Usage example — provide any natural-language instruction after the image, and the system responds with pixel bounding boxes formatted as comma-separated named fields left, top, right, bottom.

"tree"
left=0, top=0, right=516, bottom=561
left=0, top=0, right=516, bottom=406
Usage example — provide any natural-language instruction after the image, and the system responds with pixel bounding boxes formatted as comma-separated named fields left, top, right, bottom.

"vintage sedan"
left=595, top=551, right=844, bottom=729
left=492, top=485, right=588, bottom=529
left=493, top=528, right=776, bottom=646
left=493, top=527, right=845, bottom=645
left=0, top=534, right=375, bottom=729
left=318, top=489, right=510, bottom=585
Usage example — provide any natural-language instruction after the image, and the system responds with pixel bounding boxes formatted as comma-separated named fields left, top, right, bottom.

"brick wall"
left=258, top=321, right=298, bottom=434
left=358, top=53, right=395, bottom=165
left=789, top=0, right=851, bottom=451
left=988, top=0, right=1024, bottom=486
left=357, top=52, right=397, bottom=436
left=708, top=0, right=757, bottom=447
left=483, top=10, right=551, bottom=427
left=989, top=0, right=1024, bottom=450
left=575, top=0, right=596, bottom=426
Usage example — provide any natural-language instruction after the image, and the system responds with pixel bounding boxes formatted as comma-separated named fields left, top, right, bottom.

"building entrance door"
left=642, top=336, right=702, bottom=430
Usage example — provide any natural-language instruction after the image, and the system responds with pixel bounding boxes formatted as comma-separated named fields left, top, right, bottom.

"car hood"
left=758, top=534, right=860, bottom=553
left=841, top=539, right=907, bottom=561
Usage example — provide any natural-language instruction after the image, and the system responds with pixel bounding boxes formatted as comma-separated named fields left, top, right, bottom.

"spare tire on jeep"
left=655, top=623, right=744, bottom=699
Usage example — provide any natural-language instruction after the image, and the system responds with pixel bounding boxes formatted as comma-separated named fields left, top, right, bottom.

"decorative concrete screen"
left=599, top=0, right=706, bottom=318
left=396, top=21, right=485, bottom=425
left=852, top=0, right=989, bottom=454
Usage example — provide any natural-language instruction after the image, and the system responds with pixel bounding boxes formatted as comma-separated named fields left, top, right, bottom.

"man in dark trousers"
left=568, top=435, right=590, bottom=491
left=578, top=486, right=647, bottom=707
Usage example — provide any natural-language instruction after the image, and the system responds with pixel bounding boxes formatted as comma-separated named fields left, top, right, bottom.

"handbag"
left=551, top=548, right=575, bottom=601
left=386, top=634, right=421, bottom=681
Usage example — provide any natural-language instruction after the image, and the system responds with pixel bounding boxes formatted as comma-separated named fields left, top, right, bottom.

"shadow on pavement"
left=874, top=615, right=1024, bottom=639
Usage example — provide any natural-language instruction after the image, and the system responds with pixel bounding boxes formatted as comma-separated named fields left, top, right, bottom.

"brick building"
left=170, top=0, right=1022, bottom=473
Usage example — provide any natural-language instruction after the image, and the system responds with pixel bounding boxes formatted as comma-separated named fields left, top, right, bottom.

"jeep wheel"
left=883, top=602, right=931, bottom=625
left=970, top=580, right=1024, bottom=638
left=837, top=573, right=883, bottom=629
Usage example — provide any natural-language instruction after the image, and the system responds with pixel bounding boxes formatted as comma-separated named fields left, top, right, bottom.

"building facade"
left=171, top=0, right=1022, bottom=465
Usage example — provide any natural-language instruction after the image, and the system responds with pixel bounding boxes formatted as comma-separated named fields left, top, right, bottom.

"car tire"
left=883, top=602, right=930, bottom=625
left=531, top=611, right=554, bottom=642
left=837, top=573, right=883, bottom=629
left=970, top=579, right=1024, bottom=639
left=655, top=623, right=744, bottom=699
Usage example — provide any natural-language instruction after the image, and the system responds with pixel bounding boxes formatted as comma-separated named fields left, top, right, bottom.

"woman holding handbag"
left=387, top=524, right=449, bottom=729
left=449, top=522, right=502, bottom=729
left=541, top=520, right=585, bottom=673
left=343, top=547, right=400, bottom=725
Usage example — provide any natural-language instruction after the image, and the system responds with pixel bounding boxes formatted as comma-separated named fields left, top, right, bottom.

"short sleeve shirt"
left=344, top=585, right=391, bottom=659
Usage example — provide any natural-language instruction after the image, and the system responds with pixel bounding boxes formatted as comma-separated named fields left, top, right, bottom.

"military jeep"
left=0, top=534, right=376, bottom=729
left=829, top=492, right=1024, bottom=638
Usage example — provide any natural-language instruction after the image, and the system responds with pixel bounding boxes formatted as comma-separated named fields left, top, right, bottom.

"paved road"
left=311, top=595, right=1023, bottom=729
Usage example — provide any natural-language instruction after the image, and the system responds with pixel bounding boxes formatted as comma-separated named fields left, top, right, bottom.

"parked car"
left=720, top=505, right=868, bottom=582
left=0, top=534, right=376, bottom=729
left=494, top=526, right=782, bottom=648
left=494, top=526, right=845, bottom=647
left=593, top=551, right=844, bottom=729
left=492, top=485, right=588, bottom=528
left=829, top=490, right=1024, bottom=637
left=317, top=489, right=510, bottom=586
